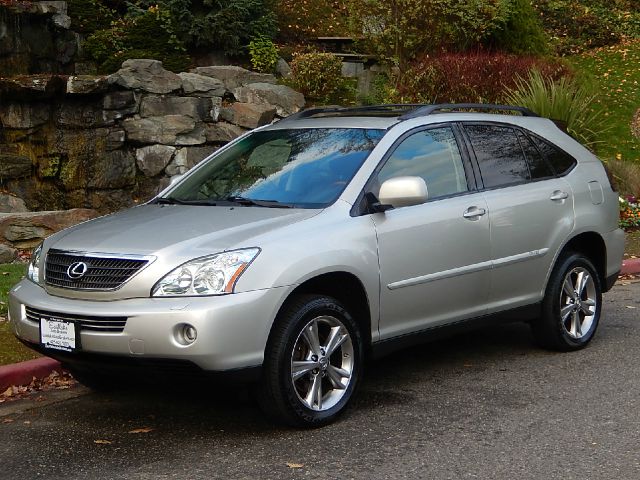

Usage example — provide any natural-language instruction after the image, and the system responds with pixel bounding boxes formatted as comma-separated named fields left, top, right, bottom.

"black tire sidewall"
left=264, top=295, right=364, bottom=427
left=543, top=253, right=602, bottom=349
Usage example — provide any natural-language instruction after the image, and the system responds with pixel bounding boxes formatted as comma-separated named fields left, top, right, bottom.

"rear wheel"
left=531, top=252, right=602, bottom=351
left=258, top=294, right=364, bottom=427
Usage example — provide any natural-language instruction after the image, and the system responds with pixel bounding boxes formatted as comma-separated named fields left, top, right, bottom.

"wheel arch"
left=270, top=271, right=373, bottom=352
left=554, top=231, right=607, bottom=288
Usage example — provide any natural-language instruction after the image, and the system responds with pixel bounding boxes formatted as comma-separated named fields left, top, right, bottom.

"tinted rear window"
left=517, top=130, right=554, bottom=179
left=465, top=125, right=530, bottom=188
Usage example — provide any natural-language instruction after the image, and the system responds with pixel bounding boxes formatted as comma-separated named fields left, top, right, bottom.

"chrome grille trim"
left=45, top=249, right=154, bottom=291
left=25, top=307, right=128, bottom=333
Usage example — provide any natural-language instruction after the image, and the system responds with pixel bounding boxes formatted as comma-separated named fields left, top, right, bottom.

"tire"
left=258, top=294, right=364, bottom=427
left=531, top=252, right=602, bottom=351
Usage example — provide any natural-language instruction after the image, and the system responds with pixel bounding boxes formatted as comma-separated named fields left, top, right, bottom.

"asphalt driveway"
left=1, top=281, right=639, bottom=480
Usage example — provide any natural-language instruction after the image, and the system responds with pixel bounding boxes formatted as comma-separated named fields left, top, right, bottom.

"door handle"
left=550, top=190, right=569, bottom=201
left=463, top=206, right=486, bottom=220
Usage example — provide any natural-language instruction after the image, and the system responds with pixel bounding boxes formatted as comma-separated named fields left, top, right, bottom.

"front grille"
left=45, top=249, right=149, bottom=291
left=26, top=307, right=128, bottom=333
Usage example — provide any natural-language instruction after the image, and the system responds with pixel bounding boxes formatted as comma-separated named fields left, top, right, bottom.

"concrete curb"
left=622, top=258, right=640, bottom=276
left=0, top=357, right=62, bottom=392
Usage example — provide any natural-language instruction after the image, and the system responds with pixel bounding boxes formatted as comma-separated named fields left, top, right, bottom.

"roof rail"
left=279, top=103, right=540, bottom=123
left=398, top=103, right=539, bottom=120
left=279, top=104, right=425, bottom=123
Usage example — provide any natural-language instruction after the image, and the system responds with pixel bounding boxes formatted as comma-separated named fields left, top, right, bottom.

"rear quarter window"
left=529, top=135, right=577, bottom=176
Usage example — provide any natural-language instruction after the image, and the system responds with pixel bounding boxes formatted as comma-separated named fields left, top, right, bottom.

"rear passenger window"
left=377, top=127, right=467, bottom=200
left=530, top=135, right=577, bottom=175
left=516, top=130, right=554, bottom=179
left=465, top=125, right=530, bottom=188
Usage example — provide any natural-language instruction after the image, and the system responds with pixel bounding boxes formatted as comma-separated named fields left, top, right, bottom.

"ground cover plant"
left=0, top=264, right=39, bottom=365
left=570, top=40, right=640, bottom=163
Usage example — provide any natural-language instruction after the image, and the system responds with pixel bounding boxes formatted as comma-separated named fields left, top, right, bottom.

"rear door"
left=370, top=125, right=493, bottom=339
left=462, top=124, right=575, bottom=312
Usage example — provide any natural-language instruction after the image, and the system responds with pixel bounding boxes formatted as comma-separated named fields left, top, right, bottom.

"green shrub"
left=346, top=0, right=512, bottom=67
left=249, top=36, right=279, bottom=73
left=489, top=0, right=549, bottom=55
left=289, top=52, right=344, bottom=101
left=130, top=0, right=278, bottom=56
left=505, top=69, right=607, bottom=149
left=84, top=8, right=190, bottom=73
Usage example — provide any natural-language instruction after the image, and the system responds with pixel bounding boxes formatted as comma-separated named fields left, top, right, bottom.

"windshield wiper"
left=155, top=197, right=219, bottom=206
left=225, top=196, right=293, bottom=208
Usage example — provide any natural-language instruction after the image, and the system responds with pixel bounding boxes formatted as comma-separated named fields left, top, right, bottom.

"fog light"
left=183, top=325, right=197, bottom=344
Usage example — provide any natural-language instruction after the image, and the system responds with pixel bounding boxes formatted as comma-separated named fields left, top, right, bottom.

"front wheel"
left=531, top=252, right=602, bottom=351
left=258, top=294, right=364, bottom=427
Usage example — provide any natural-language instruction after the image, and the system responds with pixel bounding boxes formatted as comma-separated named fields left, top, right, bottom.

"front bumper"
left=9, top=279, right=290, bottom=372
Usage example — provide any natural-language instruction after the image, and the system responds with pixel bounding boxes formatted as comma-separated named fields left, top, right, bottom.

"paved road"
left=1, top=282, right=639, bottom=480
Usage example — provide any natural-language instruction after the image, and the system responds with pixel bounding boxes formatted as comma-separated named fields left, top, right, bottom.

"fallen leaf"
left=2, top=419, right=14, bottom=424
left=94, top=440, right=112, bottom=445
left=286, top=463, right=304, bottom=469
left=128, top=427, right=154, bottom=434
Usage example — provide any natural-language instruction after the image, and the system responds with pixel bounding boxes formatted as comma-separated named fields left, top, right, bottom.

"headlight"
left=27, top=243, right=43, bottom=284
left=152, top=248, right=260, bottom=297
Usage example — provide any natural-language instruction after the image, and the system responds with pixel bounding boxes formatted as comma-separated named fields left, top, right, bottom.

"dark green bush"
left=489, top=0, right=550, bottom=55
left=84, top=8, right=190, bottom=73
left=67, top=0, right=115, bottom=34
left=130, top=0, right=278, bottom=56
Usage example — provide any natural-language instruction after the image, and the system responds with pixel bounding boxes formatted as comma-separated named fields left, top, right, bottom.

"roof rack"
left=279, top=103, right=540, bottom=123
left=280, top=104, right=425, bottom=123
left=398, top=103, right=539, bottom=120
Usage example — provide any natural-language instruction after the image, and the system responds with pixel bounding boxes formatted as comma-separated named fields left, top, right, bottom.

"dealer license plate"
left=40, top=317, right=77, bottom=352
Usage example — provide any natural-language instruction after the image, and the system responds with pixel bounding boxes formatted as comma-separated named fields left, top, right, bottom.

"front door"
left=370, top=126, right=493, bottom=340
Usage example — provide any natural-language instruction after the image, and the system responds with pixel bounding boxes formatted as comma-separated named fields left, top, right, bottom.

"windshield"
left=166, top=128, right=386, bottom=208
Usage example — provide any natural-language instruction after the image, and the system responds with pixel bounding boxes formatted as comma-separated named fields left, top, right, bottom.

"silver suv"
left=9, top=104, right=624, bottom=426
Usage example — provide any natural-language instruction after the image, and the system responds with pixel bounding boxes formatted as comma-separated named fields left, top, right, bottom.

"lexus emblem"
left=67, top=261, right=88, bottom=280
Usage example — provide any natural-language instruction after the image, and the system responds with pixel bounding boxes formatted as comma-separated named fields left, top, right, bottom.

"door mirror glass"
left=378, top=176, right=428, bottom=208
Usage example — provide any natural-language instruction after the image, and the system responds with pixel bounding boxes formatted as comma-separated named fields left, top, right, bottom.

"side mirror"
left=378, top=176, right=428, bottom=208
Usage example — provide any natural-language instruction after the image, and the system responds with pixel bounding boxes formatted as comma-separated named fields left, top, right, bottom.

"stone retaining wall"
left=0, top=59, right=305, bottom=217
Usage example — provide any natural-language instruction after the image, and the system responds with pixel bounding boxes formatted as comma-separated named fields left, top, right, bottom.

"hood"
left=50, top=204, right=320, bottom=256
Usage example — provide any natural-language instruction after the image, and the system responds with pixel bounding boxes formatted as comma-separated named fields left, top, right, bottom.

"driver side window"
left=376, top=127, right=468, bottom=200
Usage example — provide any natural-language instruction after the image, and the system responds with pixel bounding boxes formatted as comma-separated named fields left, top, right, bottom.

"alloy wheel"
left=290, top=315, right=354, bottom=411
